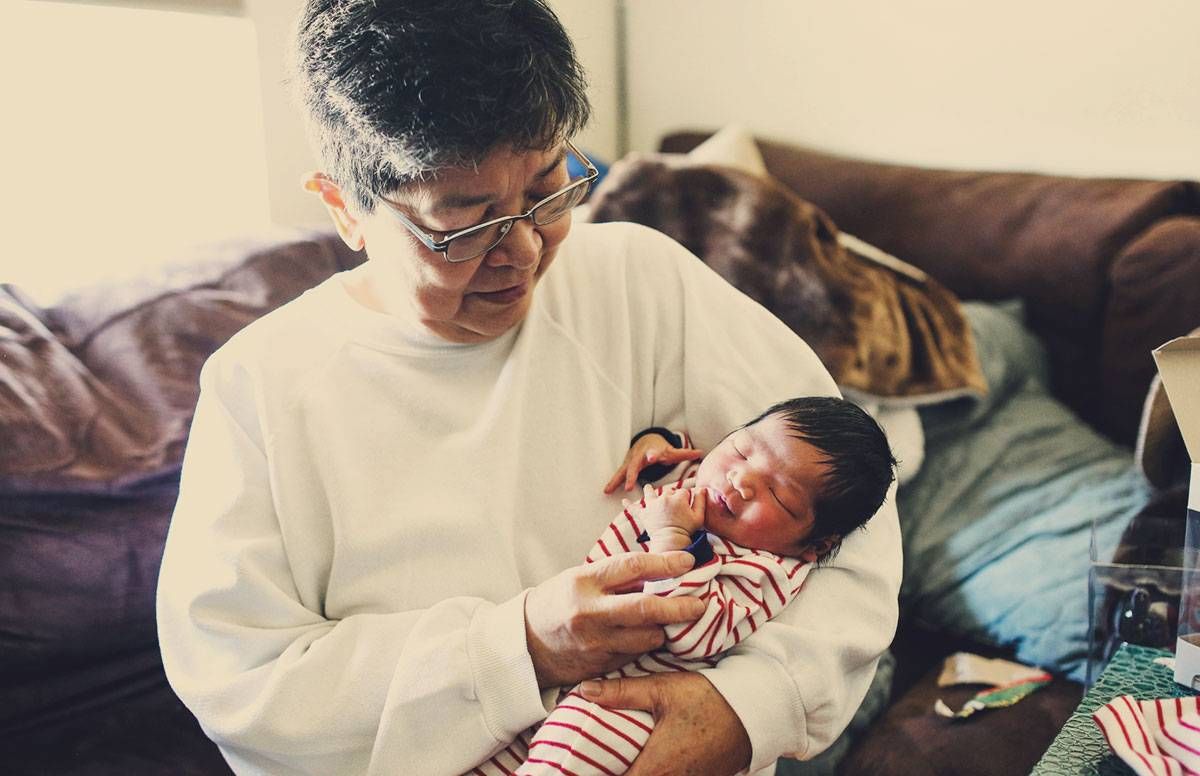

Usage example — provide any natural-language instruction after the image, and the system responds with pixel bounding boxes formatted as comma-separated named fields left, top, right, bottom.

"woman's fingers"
left=596, top=592, right=706, bottom=628
left=593, top=551, right=695, bottom=591
left=606, top=624, right=668, bottom=655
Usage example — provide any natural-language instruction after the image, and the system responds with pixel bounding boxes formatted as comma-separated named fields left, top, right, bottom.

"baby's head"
left=694, top=396, right=896, bottom=561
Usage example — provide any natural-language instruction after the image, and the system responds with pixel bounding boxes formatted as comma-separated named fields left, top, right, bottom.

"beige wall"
left=245, top=0, right=620, bottom=228
left=624, top=0, right=1200, bottom=180
left=25, top=0, right=1197, bottom=241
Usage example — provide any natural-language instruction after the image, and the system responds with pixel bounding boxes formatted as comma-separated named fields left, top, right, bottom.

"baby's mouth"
left=709, top=488, right=733, bottom=517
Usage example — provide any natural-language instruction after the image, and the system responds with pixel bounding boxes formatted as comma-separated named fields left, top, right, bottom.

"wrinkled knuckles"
left=621, top=552, right=651, bottom=578
left=635, top=595, right=659, bottom=621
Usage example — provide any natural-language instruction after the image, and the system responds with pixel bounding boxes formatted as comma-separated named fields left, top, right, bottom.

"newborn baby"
left=472, top=395, right=896, bottom=776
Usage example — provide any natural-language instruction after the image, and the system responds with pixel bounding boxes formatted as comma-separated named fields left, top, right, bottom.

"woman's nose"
left=486, top=217, right=541, bottom=270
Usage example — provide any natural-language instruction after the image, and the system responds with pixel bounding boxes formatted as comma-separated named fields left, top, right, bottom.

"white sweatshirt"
left=156, top=222, right=902, bottom=776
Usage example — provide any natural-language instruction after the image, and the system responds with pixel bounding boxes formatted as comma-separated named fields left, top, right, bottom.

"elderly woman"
left=155, top=1, right=901, bottom=774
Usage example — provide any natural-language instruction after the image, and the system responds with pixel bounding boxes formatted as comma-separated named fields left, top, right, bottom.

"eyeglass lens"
left=445, top=181, right=590, bottom=262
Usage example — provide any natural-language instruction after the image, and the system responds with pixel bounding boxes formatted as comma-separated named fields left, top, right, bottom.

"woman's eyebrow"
left=537, top=147, right=568, bottom=179
left=433, top=191, right=495, bottom=211
left=431, top=148, right=568, bottom=213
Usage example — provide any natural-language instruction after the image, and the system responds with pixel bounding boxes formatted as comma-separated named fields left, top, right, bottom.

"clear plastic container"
left=1087, top=513, right=1184, bottom=687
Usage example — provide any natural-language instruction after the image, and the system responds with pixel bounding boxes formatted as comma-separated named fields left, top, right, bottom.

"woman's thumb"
left=579, top=676, right=654, bottom=710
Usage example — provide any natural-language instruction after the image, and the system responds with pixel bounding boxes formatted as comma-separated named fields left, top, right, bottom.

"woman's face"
left=356, top=143, right=574, bottom=343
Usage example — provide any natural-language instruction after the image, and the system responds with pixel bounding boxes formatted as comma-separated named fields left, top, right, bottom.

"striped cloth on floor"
left=1092, top=695, right=1200, bottom=776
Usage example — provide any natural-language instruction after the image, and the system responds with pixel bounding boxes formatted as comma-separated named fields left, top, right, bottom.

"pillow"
left=587, top=154, right=986, bottom=404
left=0, top=288, right=165, bottom=481
left=658, top=126, right=932, bottom=285
left=681, top=124, right=769, bottom=176
left=0, top=232, right=358, bottom=702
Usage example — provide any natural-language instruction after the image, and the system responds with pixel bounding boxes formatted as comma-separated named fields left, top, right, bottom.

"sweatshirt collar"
left=327, top=266, right=522, bottom=355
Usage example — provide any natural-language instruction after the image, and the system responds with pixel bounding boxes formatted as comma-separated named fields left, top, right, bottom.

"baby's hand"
left=603, top=433, right=704, bottom=494
left=637, top=485, right=706, bottom=540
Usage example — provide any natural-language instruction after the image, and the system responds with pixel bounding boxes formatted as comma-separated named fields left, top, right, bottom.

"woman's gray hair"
left=289, top=0, right=591, bottom=212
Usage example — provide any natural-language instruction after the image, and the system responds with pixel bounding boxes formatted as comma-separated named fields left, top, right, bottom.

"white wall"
left=551, top=0, right=621, bottom=162
left=4, top=1, right=271, bottom=301
left=3, top=0, right=620, bottom=302
left=624, top=0, right=1200, bottom=180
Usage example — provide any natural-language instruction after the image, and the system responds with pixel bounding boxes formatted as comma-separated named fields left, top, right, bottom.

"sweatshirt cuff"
left=701, top=651, right=808, bottom=772
left=466, top=590, right=552, bottom=742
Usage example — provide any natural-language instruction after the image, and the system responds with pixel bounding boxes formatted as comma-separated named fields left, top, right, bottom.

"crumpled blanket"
left=587, top=157, right=987, bottom=404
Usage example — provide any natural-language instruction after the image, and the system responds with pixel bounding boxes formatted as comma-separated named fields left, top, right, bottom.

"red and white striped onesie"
left=469, top=473, right=812, bottom=776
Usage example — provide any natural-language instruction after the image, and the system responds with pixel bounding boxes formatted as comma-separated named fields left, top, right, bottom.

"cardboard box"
left=1152, top=335, right=1200, bottom=688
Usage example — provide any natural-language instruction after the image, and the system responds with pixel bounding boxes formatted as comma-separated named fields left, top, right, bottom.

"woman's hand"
left=604, top=434, right=704, bottom=494
left=524, top=552, right=707, bottom=689
left=581, top=671, right=752, bottom=775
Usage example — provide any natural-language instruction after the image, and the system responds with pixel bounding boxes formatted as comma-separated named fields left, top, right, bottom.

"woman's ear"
left=303, top=172, right=365, bottom=251
left=799, top=536, right=840, bottom=564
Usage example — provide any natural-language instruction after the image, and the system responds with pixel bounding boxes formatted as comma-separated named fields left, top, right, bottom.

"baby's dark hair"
left=745, top=396, right=896, bottom=545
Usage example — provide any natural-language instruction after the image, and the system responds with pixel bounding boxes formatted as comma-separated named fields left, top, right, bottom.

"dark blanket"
left=587, top=157, right=986, bottom=402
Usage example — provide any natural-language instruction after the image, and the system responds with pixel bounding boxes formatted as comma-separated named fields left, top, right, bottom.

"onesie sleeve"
left=594, top=492, right=813, bottom=664
left=650, top=537, right=811, bottom=661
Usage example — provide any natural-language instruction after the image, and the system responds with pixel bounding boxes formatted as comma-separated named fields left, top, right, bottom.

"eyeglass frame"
left=379, top=140, right=599, bottom=264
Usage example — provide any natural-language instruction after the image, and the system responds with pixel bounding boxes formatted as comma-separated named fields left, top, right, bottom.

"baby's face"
left=694, top=413, right=830, bottom=557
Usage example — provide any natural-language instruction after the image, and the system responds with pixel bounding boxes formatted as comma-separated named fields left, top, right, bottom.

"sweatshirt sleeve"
left=156, top=355, right=551, bottom=776
left=631, top=228, right=903, bottom=769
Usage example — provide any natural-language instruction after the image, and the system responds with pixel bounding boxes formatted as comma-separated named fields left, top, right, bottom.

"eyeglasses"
left=381, top=140, right=599, bottom=263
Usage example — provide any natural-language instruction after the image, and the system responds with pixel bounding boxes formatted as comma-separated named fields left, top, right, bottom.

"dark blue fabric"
left=630, top=427, right=683, bottom=485
left=634, top=529, right=712, bottom=565
left=686, top=530, right=714, bottom=565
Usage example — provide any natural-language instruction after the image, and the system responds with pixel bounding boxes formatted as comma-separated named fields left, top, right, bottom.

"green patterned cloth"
left=1031, top=644, right=1197, bottom=775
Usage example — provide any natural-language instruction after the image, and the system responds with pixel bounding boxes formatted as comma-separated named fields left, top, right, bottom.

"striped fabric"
left=470, top=473, right=811, bottom=776
left=1092, top=695, right=1200, bottom=776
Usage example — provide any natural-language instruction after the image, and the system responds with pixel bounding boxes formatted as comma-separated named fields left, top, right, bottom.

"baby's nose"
left=727, top=469, right=754, bottom=498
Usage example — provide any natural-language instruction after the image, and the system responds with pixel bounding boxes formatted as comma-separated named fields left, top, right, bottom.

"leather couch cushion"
left=1101, top=216, right=1200, bottom=444
left=840, top=659, right=1080, bottom=776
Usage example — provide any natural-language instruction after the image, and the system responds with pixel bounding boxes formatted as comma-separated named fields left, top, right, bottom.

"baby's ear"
left=799, top=536, right=840, bottom=564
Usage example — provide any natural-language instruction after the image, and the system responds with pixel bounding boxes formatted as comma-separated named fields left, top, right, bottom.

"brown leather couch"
left=2, top=135, right=1198, bottom=774
left=661, top=131, right=1200, bottom=775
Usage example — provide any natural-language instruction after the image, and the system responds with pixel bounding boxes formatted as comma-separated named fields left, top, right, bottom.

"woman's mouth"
left=474, top=282, right=529, bottom=305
